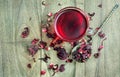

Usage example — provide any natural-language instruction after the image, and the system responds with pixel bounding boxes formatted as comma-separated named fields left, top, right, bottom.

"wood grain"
left=0, top=0, right=120, bottom=77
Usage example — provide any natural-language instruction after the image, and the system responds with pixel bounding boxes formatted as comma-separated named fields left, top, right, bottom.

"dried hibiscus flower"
left=21, top=27, right=29, bottom=38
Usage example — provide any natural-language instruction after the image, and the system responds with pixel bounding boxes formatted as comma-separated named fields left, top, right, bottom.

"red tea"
left=54, top=7, right=89, bottom=41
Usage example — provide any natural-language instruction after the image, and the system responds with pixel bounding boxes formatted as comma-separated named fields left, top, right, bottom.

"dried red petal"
left=42, top=27, right=48, bottom=33
left=27, top=63, right=32, bottom=68
left=31, top=38, right=39, bottom=45
left=98, top=45, right=104, bottom=51
left=66, top=59, right=73, bottom=63
left=48, top=63, right=54, bottom=69
left=94, top=53, right=100, bottom=58
left=59, top=64, right=65, bottom=72
left=28, top=45, right=39, bottom=57
left=21, top=27, right=29, bottom=38
left=47, top=12, right=53, bottom=17
left=38, top=41, right=47, bottom=49
left=40, top=70, right=46, bottom=75
left=98, top=31, right=106, bottom=38
left=45, top=47, right=51, bottom=51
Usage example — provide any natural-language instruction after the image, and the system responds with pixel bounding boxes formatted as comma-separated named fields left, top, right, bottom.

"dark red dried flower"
left=21, top=27, right=29, bottom=38
left=40, top=70, right=46, bottom=75
left=28, top=45, right=39, bottom=57
left=98, top=31, right=106, bottom=38
left=56, top=48, right=68, bottom=60
left=31, top=38, right=39, bottom=45
left=48, top=63, right=54, bottom=69
left=46, top=33, right=57, bottom=39
left=98, top=45, right=104, bottom=51
left=94, top=53, right=100, bottom=58
left=38, top=41, right=47, bottom=49
left=66, top=59, right=73, bottom=63
left=59, top=64, right=65, bottom=72
left=27, top=63, right=32, bottom=68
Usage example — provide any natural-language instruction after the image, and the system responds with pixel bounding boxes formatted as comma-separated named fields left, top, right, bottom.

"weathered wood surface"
left=0, top=0, right=120, bottom=77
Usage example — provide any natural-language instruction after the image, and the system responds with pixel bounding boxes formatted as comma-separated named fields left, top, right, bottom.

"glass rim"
left=54, top=6, right=89, bottom=42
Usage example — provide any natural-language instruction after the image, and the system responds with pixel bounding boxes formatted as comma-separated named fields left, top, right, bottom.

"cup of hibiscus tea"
left=53, top=7, right=89, bottom=43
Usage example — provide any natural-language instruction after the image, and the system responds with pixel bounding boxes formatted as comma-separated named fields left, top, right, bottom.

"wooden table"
left=0, top=0, right=120, bottom=77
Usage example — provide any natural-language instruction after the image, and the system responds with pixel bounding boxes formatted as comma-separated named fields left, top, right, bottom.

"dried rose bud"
left=59, top=64, right=65, bottom=72
left=38, top=41, right=47, bottom=49
left=42, top=27, right=48, bottom=33
left=27, top=63, right=32, bottom=68
left=94, top=53, right=100, bottom=58
left=31, top=38, right=39, bottom=45
left=21, top=27, right=29, bottom=38
left=48, top=63, right=54, bottom=69
left=28, top=45, right=39, bottom=57
left=40, top=70, right=46, bottom=75
left=47, top=12, right=53, bottom=17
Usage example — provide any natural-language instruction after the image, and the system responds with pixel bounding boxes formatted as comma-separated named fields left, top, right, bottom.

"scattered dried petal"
left=27, top=63, right=32, bottom=68
left=94, top=53, right=100, bottom=58
left=98, top=45, right=104, bottom=51
left=40, top=70, right=46, bottom=75
left=21, top=27, right=29, bottom=38
left=47, top=12, right=53, bottom=17
left=58, top=3, right=61, bottom=6
left=56, top=48, right=68, bottom=60
left=28, top=45, right=39, bottom=57
left=88, top=12, right=95, bottom=17
left=53, top=64, right=59, bottom=70
left=31, top=38, right=39, bottom=45
left=48, top=63, right=54, bottom=69
left=45, top=47, right=51, bottom=51
left=66, top=59, right=73, bottom=63
left=38, top=41, right=47, bottom=49
left=98, top=31, right=106, bottom=38
left=72, top=44, right=92, bottom=62
left=59, top=64, right=65, bottom=72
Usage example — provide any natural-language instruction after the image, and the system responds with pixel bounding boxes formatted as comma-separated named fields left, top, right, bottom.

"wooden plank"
left=0, top=0, right=42, bottom=77
left=84, top=0, right=103, bottom=77
left=100, top=0, right=120, bottom=77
